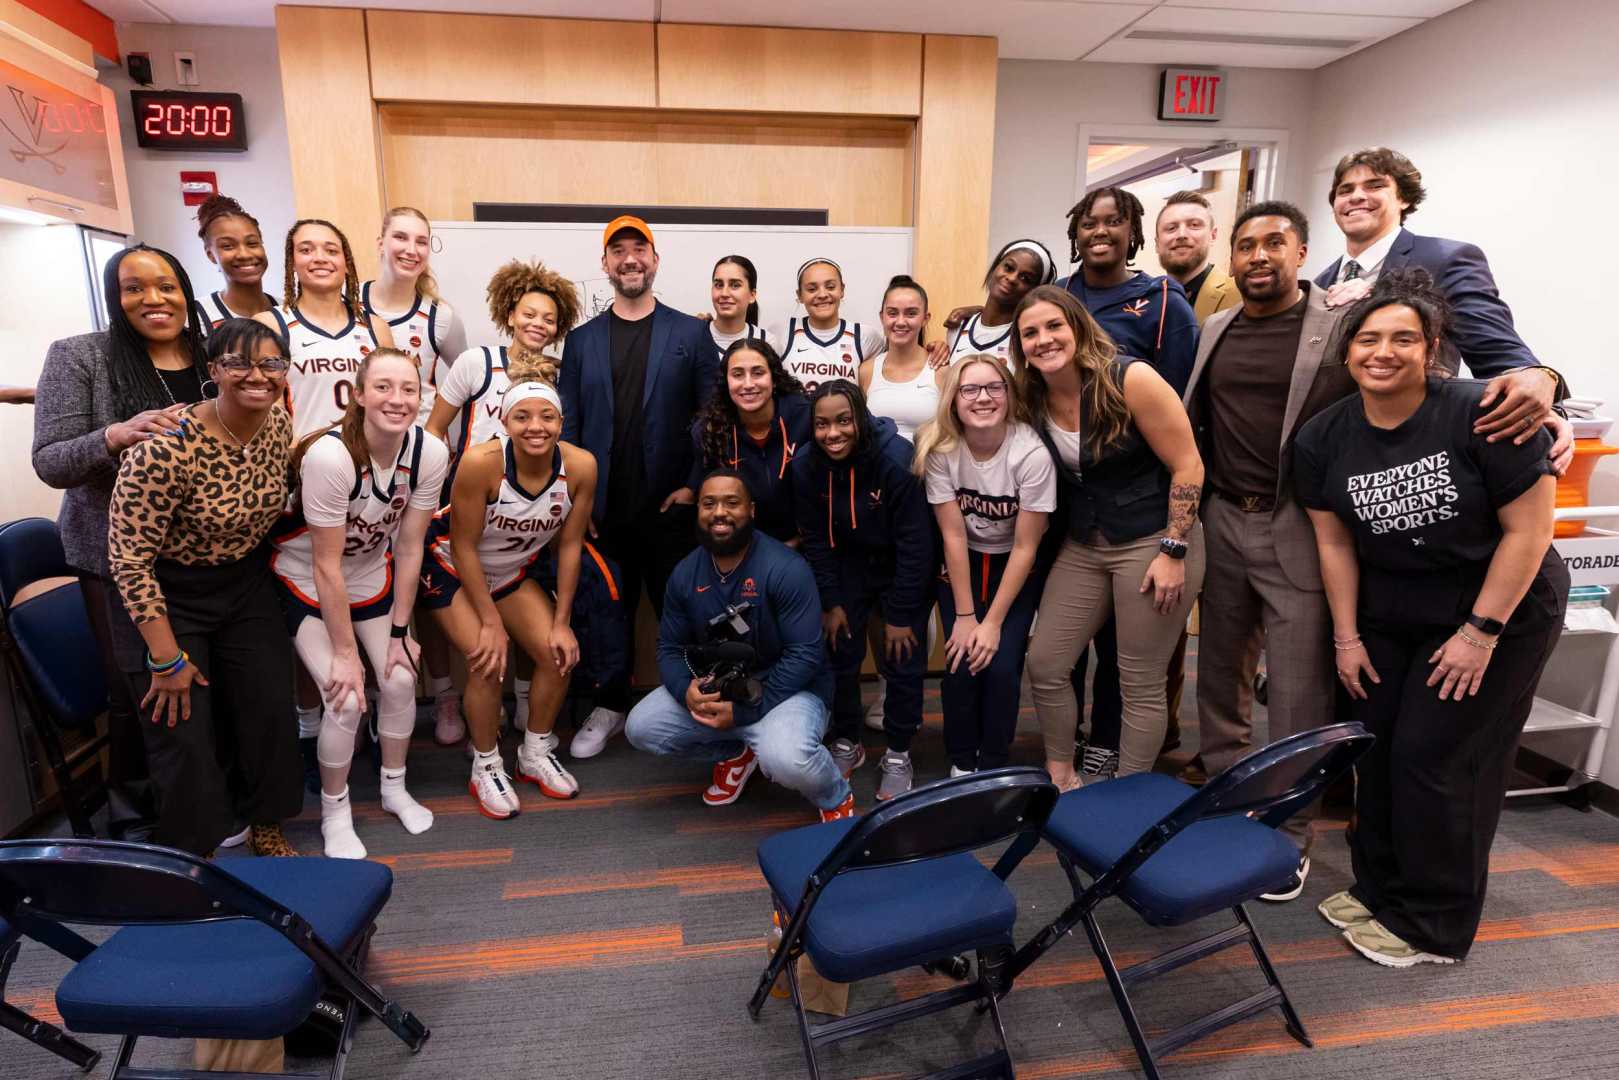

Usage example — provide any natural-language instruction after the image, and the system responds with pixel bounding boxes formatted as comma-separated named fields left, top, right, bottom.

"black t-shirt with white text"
left=1295, top=377, right=1558, bottom=628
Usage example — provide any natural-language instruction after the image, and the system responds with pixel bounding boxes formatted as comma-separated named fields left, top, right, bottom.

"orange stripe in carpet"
left=371, top=849, right=514, bottom=872
left=8, top=988, right=62, bottom=1026
left=504, top=863, right=764, bottom=900
left=1490, top=842, right=1619, bottom=886
left=369, top=924, right=757, bottom=985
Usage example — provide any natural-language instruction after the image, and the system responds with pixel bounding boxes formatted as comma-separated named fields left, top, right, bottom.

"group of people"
left=28, top=146, right=1571, bottom=972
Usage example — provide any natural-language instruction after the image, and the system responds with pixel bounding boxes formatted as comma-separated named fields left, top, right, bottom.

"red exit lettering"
left=1173, top=74, right=1222, bottom=115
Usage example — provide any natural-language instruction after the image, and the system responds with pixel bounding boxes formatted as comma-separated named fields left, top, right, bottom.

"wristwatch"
left=1159, top=537, right=1188, bottom=560
left=1466, top=613, right=1505, bottom=635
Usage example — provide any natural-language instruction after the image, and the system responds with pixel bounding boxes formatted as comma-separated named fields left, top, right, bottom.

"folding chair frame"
left=0, top=919, right=101, bottom=1072
left=1005, top=723, right=1373, bottom=1080
left=0, top=840, right=430, bottom=1080
left=748, top=768, right=1059, bottom=1080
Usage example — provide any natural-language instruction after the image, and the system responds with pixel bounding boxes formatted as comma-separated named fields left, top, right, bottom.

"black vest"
left=1039, top=357, right=1170, bottom=545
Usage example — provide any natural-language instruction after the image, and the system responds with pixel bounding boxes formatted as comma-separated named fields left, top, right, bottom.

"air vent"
left=1125, top=29, right=1363, bottom=50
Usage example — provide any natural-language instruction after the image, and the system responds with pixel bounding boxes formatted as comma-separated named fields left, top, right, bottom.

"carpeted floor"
left=9, top=667, right=1619, bottom=1080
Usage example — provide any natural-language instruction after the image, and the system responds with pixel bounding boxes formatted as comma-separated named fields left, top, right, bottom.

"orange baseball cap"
left=603, top=215, right=655, bottom=249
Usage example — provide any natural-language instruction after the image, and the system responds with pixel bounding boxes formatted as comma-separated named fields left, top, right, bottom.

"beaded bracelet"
left=145, top=649, right=189, bottom=675
left=1333, top=636, right=1363, bottom=651
left=1457, top=629, right=1498, bottom=651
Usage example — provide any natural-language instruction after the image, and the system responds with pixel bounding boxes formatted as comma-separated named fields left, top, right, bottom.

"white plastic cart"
left=1508, top=505, right=1619, bottom=802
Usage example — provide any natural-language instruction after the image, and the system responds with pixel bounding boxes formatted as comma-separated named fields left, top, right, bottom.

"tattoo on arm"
left=1167, top=483, right=1201, bottom=541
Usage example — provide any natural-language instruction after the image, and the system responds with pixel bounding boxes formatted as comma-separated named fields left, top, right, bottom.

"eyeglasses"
left=957, top=380, right=1008, bottom=402
left=216, top=353, right=291, bottom=376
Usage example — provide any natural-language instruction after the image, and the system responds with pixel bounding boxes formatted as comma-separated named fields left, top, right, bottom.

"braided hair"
left=101, top=245, right=208, bottom=420
left=283, top=218, right=362, bottom=318
left=195, top=192, right=260, bottom=241
left=697, top=339, right=804, bottom=469
left=1065, top=186, right=1146, bottom=265
left=806, top=379, right=879, bottom=463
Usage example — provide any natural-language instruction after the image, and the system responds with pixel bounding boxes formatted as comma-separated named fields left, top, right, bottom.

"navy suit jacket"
left=1314, top=227, right=1543, bottom=381
left=559, top=301, right=718, bottom=525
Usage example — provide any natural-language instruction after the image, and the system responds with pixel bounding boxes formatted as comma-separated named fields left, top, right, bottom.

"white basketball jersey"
left=192, top=291, right=278, bottom=334
left=361, top=281, right=448, bottom=423
left=429, top=442, right=570, bottom=593
left=272, top=427, right=442, bottom=606
left=948, top=313, right=1015, bottom=367
left=435, top=346, right=511, bottom=463
left=271, top=306, right=378, bottom=440
left=779, top=319, right=879, bottom=393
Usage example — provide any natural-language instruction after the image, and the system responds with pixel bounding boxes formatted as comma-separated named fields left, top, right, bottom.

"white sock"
left=319, top=787, right=366, bottom=859
left=473, top=745, right=503, bottom=770
left=513, top=679, right=531, bottom=733
left=428, top=675, right=453, bottom=698
left=523, top=729, right=558, bottom=757
left=297, top=706, right=322, bottom=740
left=379, top=767, right=434, bottom=835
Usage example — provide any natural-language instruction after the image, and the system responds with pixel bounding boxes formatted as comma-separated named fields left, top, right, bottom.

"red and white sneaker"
left=819, top=794, right=856, bottom=823
left=469, top=756, right=521, bottom=819
left=433, top=694, right=465, bottom=746
left=703, top=748, right=758, bottom=806
left=516, top=732, right=580, bottom=800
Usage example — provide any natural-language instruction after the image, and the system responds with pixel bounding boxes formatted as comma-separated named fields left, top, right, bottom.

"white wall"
left=989, top=60, right=1318, bottom=277
left=99, top=23, right=296, bottom=305
left=1300, top=0, right=1619, bottom=787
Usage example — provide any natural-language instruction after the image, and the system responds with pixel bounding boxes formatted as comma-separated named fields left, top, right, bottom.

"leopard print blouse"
left=109, top=403, right=293, bottom=624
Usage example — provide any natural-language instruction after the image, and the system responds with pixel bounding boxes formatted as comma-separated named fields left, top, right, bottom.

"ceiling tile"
left=1084, top=37, right=1356, bottom=68
left=1163, top=0, right=1471, bottom=16
left=1131, top=5, right=1423, bottom=39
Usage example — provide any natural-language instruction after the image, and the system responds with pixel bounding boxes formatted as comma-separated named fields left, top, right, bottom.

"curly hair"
left=283, top=219, right=362, bottom=318
left=696, top=339, right=804, bottom=469
left=195, top=193, right=260, bottom=242
left=1066, top=186, right=1146, bottom=264
left=1328, top=268, right=1450, bottom=370
left=380, top=206, right=441, bottom=302
left=1010, top=285, right=1130, bottom=461
left=484, top=259, right=579, bottom=385
left=1330, top=147, right=1426, bottom=222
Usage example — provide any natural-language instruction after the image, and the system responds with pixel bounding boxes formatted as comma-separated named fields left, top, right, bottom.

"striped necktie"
left=1342, top=259, right=1363, bottom=282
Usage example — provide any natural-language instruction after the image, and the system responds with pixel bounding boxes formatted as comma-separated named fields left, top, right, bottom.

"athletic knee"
left=625, top=689, right=683, bottom=754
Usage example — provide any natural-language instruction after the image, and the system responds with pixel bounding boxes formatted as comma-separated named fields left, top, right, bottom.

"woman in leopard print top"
left=108, top=318, right=302, bottom=857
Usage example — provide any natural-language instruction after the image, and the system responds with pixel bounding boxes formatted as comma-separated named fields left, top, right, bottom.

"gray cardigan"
left=31, top=332, right=146, bottom=576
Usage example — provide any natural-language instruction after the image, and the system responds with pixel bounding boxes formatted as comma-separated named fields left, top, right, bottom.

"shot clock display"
left=130, top=90, right=247, bottom=151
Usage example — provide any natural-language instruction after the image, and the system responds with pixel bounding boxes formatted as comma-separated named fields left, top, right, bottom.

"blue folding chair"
left=1, top=912, right=101, bottom=1071
left=0, top=839, right=429, bottom=1079
left=1007, top=723, right=1373, bottom=1080
left=0, top=517, right=109, bottom=838
left=751, top=767, right=1059, bottom=1080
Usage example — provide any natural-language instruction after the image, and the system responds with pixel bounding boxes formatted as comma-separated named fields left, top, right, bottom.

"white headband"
left=796, top=257, right=842, bottom=282
left=1001, top=240, right=1055, bottom=284
left=500, top=381, right=563, bottom=420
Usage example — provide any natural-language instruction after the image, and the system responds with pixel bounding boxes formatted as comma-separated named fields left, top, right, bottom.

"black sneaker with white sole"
left=1260, top=855, right=1310, bottom=902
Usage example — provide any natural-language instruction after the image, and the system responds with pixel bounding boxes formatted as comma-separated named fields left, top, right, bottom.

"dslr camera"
left=686, top=602, right=763, bottom=707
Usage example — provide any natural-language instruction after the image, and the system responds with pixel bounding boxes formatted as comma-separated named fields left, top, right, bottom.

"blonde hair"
left=1010, top=284, right=1130, bottom=461
left=911, top=353, right=1030, bottom=477
left=379, top=207, right=441, bottom=303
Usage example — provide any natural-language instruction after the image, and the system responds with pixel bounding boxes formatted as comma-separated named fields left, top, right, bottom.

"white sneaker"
left=570, top=707, right=626, bottom=759
left=218, top=825, right=250, bottom=848
left=517, top=732, right=580, bottom=799
left=950, top=765, right=974, bottom=778
left=468, top=756, right=521, bottom=819
left=864, top=678, right=886, bottom=731
left=1260, top=856, right=1311, bottom=902
left=434, top=694, right=465, bottom=746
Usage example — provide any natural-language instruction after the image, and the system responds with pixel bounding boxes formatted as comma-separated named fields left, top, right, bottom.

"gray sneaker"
left=875, top=751, right=913, bottom=801
left=830, top=738, right=867, bottom=777
left=1080, top=744, right=1119, bottom=777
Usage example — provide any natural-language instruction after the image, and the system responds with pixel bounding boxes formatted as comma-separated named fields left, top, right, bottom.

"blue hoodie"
left=657, top=531, right=831, bottom=726
left=790, top=416, right=932, bottom=628
left=1058, top=270, right=1198, bottom=394
left=687, top=392, right=811, bottom=543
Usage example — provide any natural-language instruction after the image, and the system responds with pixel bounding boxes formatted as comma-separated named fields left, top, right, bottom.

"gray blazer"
left=31, top=332, right=140, bottom=576
left=1183, top=284, right=1351, bottom=593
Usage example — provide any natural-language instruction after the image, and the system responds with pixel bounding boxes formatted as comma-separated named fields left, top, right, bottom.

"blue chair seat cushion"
left=757, top=819, right=1017, bottom=984
left=1045, top=773, right=1301, bottom=926
left=56, top=856, right=392, bottom=1039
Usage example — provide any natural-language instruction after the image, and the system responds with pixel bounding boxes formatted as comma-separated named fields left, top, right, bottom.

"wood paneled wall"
left=379, top=105, right=914, bottom=227
left=275, top=6, right=384, bottom=279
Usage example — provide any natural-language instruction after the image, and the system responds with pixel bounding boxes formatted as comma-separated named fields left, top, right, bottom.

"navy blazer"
left=1314, top=228, right=1542, bottom=381
left=559, top=301, right=718, bottom=525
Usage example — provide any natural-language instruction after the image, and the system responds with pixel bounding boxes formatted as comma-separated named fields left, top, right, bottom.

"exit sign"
left=1159, top=67, right=1226, bottom=122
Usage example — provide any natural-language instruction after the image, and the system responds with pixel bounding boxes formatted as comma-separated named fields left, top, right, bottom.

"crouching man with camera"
left=625, top=469, right=855, bottom=821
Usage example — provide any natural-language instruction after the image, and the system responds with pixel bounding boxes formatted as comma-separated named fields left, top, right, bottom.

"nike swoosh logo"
left=696, top=585, right=711, bottom=593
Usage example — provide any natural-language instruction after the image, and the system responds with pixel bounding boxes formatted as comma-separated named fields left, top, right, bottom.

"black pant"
left=594, top=500, right=697, bottom=711
left=132, top=553, right=301, bottom=855
left=78, top=573, right=156, bottom=839
left=1349, top=608, right=1561, bottom=958
left=938, top=550, right=1041, bottom=772
left=826, top=566, right=929, bottom=752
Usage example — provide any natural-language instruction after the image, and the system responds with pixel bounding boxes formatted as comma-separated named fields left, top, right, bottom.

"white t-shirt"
left=924, top=422, right=1056, bottom=554
left=710, top=323, right=774, bottom=354
left=866, top=356, right=939, bottom=444
left=1046, top=421, right=1082, bottom=473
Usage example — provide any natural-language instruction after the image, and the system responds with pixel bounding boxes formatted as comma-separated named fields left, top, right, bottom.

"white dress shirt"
left=1336, top=227, right=1400, bottom=284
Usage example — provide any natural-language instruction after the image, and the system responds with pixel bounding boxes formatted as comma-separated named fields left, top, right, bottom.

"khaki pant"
left=1028, top=529, right=1205, bottom=776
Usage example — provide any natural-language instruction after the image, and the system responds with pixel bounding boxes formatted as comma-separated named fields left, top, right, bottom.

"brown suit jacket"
left=1192, top=265, right=1240, bottom=325
left=1183, top=282, right=1352, bottom=592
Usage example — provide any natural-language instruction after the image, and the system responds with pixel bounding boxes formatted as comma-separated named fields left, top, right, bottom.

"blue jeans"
left=626, top=688, right=851, bottom=811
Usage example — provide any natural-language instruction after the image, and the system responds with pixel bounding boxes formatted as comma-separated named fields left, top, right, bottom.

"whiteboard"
left=427, top=221, right=914, bottom=347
